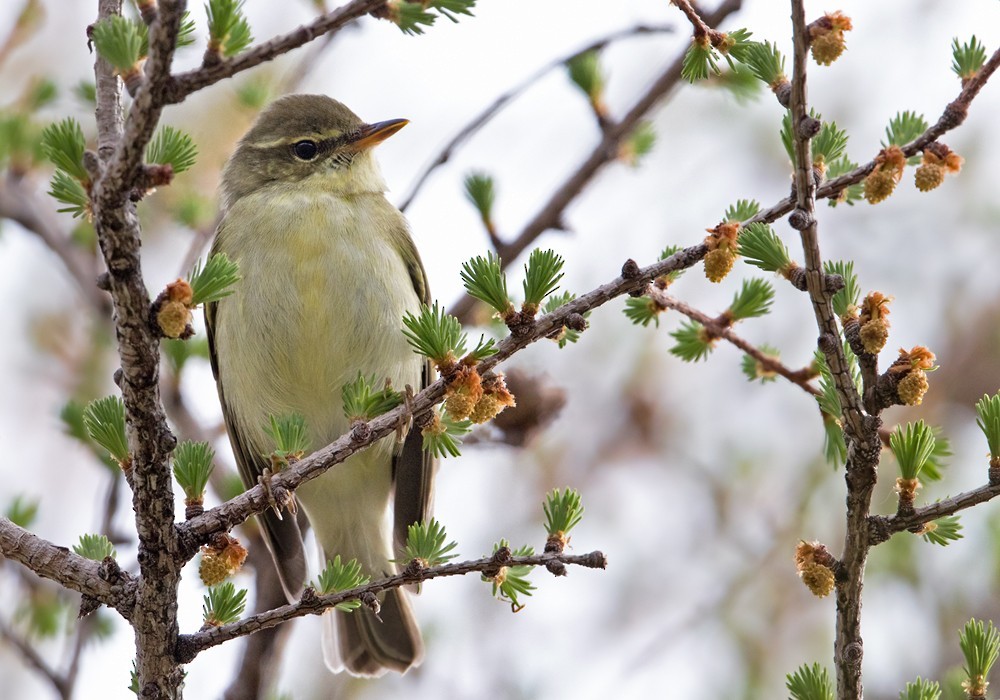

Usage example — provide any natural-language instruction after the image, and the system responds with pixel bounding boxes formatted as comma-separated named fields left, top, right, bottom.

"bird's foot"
left=258, top=467, right=297, bottom=519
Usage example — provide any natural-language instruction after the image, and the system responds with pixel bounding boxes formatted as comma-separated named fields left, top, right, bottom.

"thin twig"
left=872, top=481, right=1000, bottom=539
left=650, top=288, right=819, bottom=396
left=0, top=518, right=137, bottom=616
left=786, top=5, right=879, bottom=699
left=175, top=549, right=607, bottom=660
left=0, top=174, right=107, bottom=312
left=751, top=44, right=1000, bottom=229
left=398, top=24, right=674, bottom=212
left=448, top=0, right=743, bottom=323
left=163, top=0, right=385, bottom=104
left=177, top=245, right=709, bottom=551
left=0, top=616, right=71, bottom=699
left=670, top=0, right=718, bottom=41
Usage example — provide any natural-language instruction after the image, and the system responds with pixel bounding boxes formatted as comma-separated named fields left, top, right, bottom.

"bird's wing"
left=205, top=271, right=307, bottom=601
left=392, top=359, right=437, bottom=555
left=392, top=234, right=437, bottom=555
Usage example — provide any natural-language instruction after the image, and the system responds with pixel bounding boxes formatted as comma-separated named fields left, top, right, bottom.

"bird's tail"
left=322, top=587, right=424, bottom=677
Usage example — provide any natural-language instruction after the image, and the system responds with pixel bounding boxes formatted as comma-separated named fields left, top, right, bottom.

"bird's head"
left=220, top=93, right=407, bottom=208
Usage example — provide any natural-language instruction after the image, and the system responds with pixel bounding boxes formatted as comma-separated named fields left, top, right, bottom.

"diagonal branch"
left=448, top=0, right=744, bottom=323
left=751, top=44, right=1000, bottom=227
left=163, top=0, right=385, bottom=104
left=650, top=288, right=819, bottom=396
left=174, top=549, right=607, bottom=662
left=398, top=23, right=674, bottom=212
left=0, top=174, right=107, bottom=313
left=871, top=481, right=1000, bottom=540
left=0, top=616, right=70, bottom=699
left=0, top=518, right=137, bottom=617
left=177, top=245, right=709, bottom=552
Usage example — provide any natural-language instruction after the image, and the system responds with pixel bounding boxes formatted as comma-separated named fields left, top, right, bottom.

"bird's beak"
left=347, top=119, right=409, bottom=152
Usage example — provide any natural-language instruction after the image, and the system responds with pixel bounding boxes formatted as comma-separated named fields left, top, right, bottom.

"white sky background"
left=2, top=1, right=1000, bottom=698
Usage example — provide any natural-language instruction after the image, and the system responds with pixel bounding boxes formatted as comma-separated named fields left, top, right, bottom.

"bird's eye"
left=292, top=140, right=318, bottom=160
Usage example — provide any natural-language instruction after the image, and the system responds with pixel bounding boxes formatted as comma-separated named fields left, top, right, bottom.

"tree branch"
left=0, top=518, right=136, bottom=617
left=751, top=44, right=1000, bottom=228
left=872, top=481, right=1000, bottom=540
left=176, top=245, right=708, bottom=553
left=650, top=288, right=819, bottom=396
left=448, top=0, right=743, bottom=322
left=0, top=616, right=71, bottom=699
left=786, top=5, right=879, bottom=698
left=0, top=174, right=107, bottom=313
left=175, top=549, right=607, bottom=662
left=90, top=0, right=186, bottom=694
left=787, top=11, right=862, bottom=441
left=162, top=0, right=385, bottom=104
left=398, top=23, right=674, bottom=212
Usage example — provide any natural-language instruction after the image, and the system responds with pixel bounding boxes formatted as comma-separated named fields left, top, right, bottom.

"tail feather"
left=322, top=588, right=423, bottom=677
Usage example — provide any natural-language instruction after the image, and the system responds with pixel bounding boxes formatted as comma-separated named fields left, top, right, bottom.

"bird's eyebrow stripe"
left=247, top=130, right=353, bottom=150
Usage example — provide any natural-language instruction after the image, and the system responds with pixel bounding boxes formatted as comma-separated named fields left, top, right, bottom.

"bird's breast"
left=213, top=188, right=422, bottom=455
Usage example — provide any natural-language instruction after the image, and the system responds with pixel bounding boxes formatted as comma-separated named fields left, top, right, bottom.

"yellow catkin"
left=157, top=300, right=193, bottom=339
left=444, top=367, right=483, bottom=421
left=704, top=248, right=735, bottom=283
left=914, top=162, right=945, bottom=192
left=859, top=318, right=889, bottom=354
left=809, top=11, right=852, bottom=66
left=801, top=562, right=835, bottom=597
left=199, top=552, right=230, bottom=586
left=897, top=370, right=929, bottom=406
left=810, top=31, right=846, bottom=66
left=864, top=168, right=897, bottom=204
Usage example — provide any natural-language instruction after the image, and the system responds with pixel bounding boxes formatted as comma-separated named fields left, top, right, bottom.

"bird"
left=204, top=93, right=433, bottom=677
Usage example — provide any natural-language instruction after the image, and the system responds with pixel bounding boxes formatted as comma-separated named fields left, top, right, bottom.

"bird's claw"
left=395, top=384, right=416, bottom=443
left=258, top=467, right=296, bottom=519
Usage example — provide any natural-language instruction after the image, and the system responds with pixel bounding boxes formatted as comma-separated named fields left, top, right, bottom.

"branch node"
left=174, top=635, right=197, bottom=665
left=299, top=586, right=318, bottom=606
left=798, top=115, right=821, bottom=139
left=787, top=266, right=809, bottom=291
left=546, top=561, right=568, bottom=577
left=403, top=558, right=425, bottom=578
left=564, top=312, right=587, bottom=333
left=582, top=551, right=608, bottom=569
left=621, top=258, right=641, bottom=280
left=823, top=273, right=845, bottom=295
left=83, top=150, right=102, bottom=181
left=989, top=463, right=1000, bottom=486
left=350, top=420, right=372, bottom=444
left=817, top=332, right=838, bottom=354
left=788, top=209, right=813, bottom=231
left=843, top=641, right=863, bottom=668
left=867, top=516, right=891, bottom=546
left=483, top=545, right=512, bottom=579
left=941, top=100, right=969, bottom=130
left=775, top=82, right=792, bottom=108
left=79, top=595, right=101, bottom=618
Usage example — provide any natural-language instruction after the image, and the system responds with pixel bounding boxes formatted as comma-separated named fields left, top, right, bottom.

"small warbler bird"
left=205, top=94, right=433, bottom=677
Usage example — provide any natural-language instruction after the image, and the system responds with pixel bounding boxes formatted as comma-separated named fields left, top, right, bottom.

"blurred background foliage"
left=1, top=0, right=1000, bottom=698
